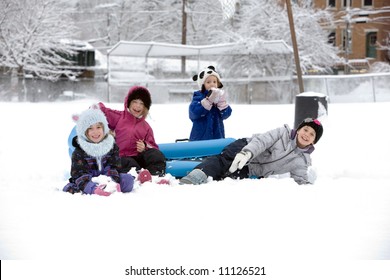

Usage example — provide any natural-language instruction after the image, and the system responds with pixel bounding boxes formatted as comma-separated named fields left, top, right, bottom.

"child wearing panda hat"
left=63, top=108, right=134, bottom=196
left=189, top=65, right=232, bottom=141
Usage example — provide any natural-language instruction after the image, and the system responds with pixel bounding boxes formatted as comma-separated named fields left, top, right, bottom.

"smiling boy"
left=180, top=118, right=323, bottom=185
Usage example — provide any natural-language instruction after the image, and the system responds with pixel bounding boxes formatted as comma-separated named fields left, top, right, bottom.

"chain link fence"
left=300, top=73, right=390, bottom=103
left=1, top=73, right=389, bottom=104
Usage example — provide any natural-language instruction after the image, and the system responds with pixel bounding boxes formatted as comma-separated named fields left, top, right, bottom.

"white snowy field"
left=1, top=99, right=390, bottom=279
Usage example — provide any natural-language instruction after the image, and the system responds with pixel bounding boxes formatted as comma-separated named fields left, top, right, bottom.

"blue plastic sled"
left=68, top=125, right=235, bottom=177
left=68, top=126, right=77, bottom=158
left=165, top=160, right=202, bottom=178
left=158, top=137, right=236, bottom=160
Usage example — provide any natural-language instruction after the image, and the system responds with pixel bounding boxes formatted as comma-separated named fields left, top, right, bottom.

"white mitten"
left=207, top=88, right=222, bottom=104
left=229, top=151, right=252, bottom=173
left=307, top=166, right=317, bottom=184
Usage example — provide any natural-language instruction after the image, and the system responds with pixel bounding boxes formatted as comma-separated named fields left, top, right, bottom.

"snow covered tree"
left=72, top=0, right=226, bottom=46
left=184, top=0, right=227, bottom=45
left=73, top=0, right=182, bottom=46
left=0, top=0, right=79, bottom=100
left=218, top=0, right=341, bottom=76
left=373, top=31, right=390, bottom=71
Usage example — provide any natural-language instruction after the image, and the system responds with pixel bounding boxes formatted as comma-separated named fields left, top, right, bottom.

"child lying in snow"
left=180, top=118, right=323, bottom=185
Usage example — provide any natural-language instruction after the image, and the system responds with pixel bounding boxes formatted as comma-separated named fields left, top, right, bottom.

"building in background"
left=314, top=0, right=390, bottom=73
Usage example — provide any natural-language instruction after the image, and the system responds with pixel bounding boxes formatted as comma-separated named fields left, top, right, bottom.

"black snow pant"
left=119, top=148, right=166, bottom=176
left=194, top=138, right=250, bottom=181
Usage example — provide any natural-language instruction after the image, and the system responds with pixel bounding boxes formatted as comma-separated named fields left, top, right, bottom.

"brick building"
left=313, top=0, right=390, bottom=72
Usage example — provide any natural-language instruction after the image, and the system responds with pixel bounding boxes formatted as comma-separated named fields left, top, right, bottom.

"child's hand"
left=136, top=139, right=146, bottom=153
left=229, top=151, right=252, bottom=173
left=201, top=98, right=212, bottom=110
left=93, top=186, right=111, bottom=196
left=217, top=91, right=229, bottom=110
left=207, top=88, right=221, bottom=104
left=92, top=175, right=120, bottom=193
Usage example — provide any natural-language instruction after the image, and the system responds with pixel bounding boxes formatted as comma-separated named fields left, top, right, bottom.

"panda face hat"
left=192, top=65, right=223, bottom=90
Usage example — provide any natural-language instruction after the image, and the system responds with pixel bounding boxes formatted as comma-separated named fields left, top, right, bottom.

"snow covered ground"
left=1, top=99, right=390, bottom=279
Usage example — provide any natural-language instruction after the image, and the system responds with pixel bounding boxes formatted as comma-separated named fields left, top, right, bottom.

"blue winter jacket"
left=189, top=89, right=232, bottom=141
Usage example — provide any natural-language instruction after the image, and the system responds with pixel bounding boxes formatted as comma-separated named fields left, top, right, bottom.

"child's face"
left=86, top=123, right=105, bottom=143
left=296, top=125, right=316, bottom=148
left=204, top=75, right=219, bottom=91
left=128, top=99, right=145, bottom=118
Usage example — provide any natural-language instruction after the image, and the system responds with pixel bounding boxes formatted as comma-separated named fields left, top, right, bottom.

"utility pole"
left=286, top=0, right=304, bottom=93
left=181, top=0, right=187, bottom=75
left=107, top=12, right=111, bottom=46
left=344, top=1, right=351, bottom=74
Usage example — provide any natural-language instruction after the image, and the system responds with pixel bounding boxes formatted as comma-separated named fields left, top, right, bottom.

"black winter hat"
left=126, top=86, right=152, bottom=110
left=297, top=118, right=323, bottom=144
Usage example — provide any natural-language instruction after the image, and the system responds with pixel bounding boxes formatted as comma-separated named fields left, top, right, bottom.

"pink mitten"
left=217, top=92, right=229, bottom=110
left=137, top=169, right=152, bottom=184
left=201, top=98, right=212, bottom=111
left=94, top=186, right=111, bottom=196
left=92, top=175, right=119, bottom=193
left=157, top=179, right=170, bottom=185
left=207, top=88, right=221, bottom=103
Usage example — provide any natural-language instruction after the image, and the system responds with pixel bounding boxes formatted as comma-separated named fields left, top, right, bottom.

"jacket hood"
left=124, top=86, right=152, bottom=111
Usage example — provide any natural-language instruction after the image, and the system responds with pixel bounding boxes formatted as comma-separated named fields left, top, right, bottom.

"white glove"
left=229, top=151, right=252, bottom=173
left=307, top=166, right=317, bottom=184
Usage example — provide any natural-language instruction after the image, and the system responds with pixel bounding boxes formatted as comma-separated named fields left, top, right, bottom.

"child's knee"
left=120, top=173, right=134, bottom=193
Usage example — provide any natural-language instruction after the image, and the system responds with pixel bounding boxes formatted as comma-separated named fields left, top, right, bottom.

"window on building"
left=366, top=32, right=377, bottom=58
left=328, top=31, right=336, bottom=46
left=342, top=0, right=352, bottom=8
left=363, top=0, right=372, bottom=6
left=328, top=0, right=336, bottom=7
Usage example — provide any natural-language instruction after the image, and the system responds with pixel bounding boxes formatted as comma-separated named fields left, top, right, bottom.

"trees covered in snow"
left=0, top=0, right=343, bottom=94
left=0, top=0, right=79, bottom=80
left=71, top=0, right=340, bottom=75
left=74, top=0, right=182, bottom=45
left=0, top=0, right=81, bottom=100
left=218, top=0, right=340, bottom=76
left=73, top=0, right=225, bottom=47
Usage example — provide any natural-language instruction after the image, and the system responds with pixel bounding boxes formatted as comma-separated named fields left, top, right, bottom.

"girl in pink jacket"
left=99, top=86, right=166, bottom=176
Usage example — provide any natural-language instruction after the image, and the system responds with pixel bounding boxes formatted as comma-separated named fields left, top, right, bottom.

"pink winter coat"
left=99, top=92, right=159, bottom=157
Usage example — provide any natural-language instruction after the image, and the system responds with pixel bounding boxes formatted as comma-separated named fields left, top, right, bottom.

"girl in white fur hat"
left=63, top=108, right=134, bottom=196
